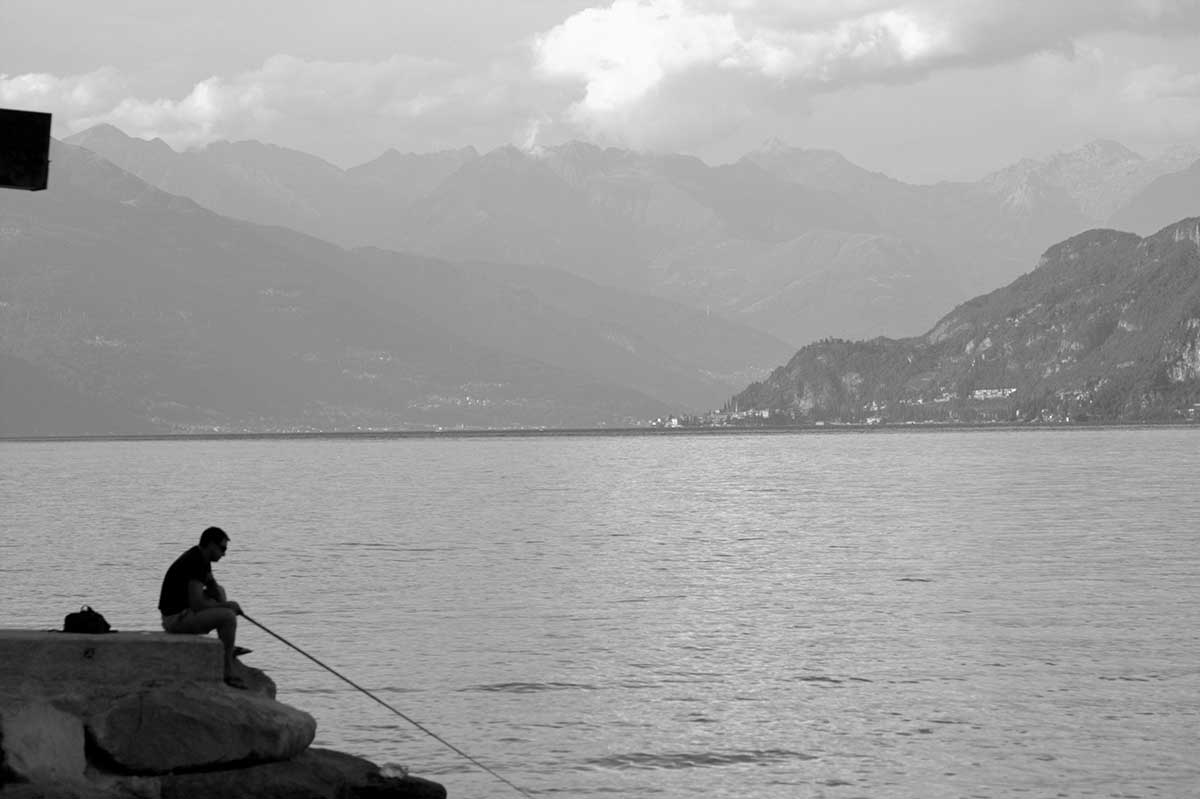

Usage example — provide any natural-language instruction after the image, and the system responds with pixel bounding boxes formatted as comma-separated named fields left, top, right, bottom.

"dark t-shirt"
left=158, top=546, right=214, bottom=615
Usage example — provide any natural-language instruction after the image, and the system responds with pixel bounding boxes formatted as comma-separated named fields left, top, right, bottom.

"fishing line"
left=241, top=613, right=535, bottom=799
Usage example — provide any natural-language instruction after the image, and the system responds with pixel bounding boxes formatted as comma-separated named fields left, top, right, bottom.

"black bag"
left=63, top=605, right=114, bottom=634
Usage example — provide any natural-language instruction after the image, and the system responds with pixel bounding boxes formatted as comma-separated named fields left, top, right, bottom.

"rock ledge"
left=0, top=629, right=445, bottom=799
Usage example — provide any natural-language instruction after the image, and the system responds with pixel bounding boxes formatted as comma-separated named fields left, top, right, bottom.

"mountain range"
left=727, top=219, right=1200, bottom=424
left=3, top=127, right=1199, bottom=434
left=65, top=126, right=1200, bottom=348
left=0, top=141, right=790, bottom=434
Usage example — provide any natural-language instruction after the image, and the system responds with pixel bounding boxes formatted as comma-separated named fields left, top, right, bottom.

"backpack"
left=63, top=605, right=114, bottom=634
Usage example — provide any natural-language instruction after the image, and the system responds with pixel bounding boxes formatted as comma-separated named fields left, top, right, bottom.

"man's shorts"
left=161, top=609, right=193, bottom=632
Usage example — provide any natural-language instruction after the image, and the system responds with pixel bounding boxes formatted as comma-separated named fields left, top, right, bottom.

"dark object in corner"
left=63, top=605, right=114, bottom=634
left=0, top=108, right=52, bottom=191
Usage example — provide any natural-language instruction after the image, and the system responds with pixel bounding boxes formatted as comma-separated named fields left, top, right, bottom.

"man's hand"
left=225, top=600, right=243, bottom=616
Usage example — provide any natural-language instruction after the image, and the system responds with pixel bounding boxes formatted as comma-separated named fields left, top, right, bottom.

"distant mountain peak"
left=1042, top=140, right=1144, bottom=177
left=66, top=123, right=177, bottom=156
left=371, top=144, right=478, bottom=162
left=757, top=137, right=794, bottom=154
left=205, top=138, right=282, bottom=153
left=68, top=122, right=128, bottom=140
left=479, top=143, right=532, bottom=165
left=749, top=139, right=850, bottom=164
left=1073, top=139, right=1143, bottom=161
left=549, top=139, right=606, bottom=157
left=529, top=139, right=603, bottom=165
left=980, top=139, right=1160, bottom=222
left=740, top=143, right=892, bottom=193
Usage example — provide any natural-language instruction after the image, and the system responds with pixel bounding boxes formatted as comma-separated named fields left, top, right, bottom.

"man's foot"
left=224, top=674, right=250, bottom=690
left=233, top=646, right=253, bottom=657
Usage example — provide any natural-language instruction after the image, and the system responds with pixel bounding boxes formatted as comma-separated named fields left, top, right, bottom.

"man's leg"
left=167, top=608, right=241, bottom=684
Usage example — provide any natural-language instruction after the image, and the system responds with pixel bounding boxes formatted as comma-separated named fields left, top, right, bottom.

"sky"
left=3, top=0, right=1200, bottom=183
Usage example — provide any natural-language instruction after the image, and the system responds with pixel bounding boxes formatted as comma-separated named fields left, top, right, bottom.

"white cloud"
left=0, top=67, right=128, bottom=118
left=1, top=54, right=506, bottom=161
left=5, top=1, right=1199, bottom=177
left=65, top=55, right=465, bottom=152
left=535, top=1, right=748, bottom=111
left=530, top=0, right=1200, bottom=151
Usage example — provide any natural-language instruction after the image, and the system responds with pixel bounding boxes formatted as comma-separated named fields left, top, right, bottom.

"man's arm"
left=204, top=579, right=228, bottom=602
left=187, top=579, right=241, bottom=615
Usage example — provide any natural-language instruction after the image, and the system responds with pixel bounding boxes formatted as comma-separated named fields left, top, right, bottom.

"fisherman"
left=158, top=526, right=247, bottom=689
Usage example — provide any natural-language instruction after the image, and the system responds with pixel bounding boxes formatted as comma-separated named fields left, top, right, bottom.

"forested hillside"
left=726, top=219, right=1200, bottom=424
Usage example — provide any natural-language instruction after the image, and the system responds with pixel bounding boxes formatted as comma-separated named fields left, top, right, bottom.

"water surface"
left=2, top=428, right=1197, bottom=798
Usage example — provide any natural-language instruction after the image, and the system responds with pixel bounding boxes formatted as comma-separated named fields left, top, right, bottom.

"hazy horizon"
left=60, top=120, right=1200, bottom=187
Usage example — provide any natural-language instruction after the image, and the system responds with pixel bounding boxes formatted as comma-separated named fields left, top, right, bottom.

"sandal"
left=224, top=674, right=250, bottom=690
left=233, top=646, right=253, bottom=657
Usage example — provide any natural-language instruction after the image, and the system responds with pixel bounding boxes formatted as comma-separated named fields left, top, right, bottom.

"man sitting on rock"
left=159, top=526, right=248, bottom=689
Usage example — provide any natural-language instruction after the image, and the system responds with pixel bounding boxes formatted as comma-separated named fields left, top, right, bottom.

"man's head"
left=199, top=526, right=230, bottom=562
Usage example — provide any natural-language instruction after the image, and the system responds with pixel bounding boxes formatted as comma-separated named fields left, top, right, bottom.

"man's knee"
left=171, top=607, right=236, bottom=634
left=213, top=608, right=238, bottom=629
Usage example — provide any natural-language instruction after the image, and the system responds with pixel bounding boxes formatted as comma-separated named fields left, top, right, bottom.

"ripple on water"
left=461, top=681, right=600, bottom=693
left=584, top=748, right=816, bottom=770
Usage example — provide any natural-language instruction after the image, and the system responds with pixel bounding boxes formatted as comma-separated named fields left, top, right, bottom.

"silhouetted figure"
left=158, top=526, right=246, bottom=688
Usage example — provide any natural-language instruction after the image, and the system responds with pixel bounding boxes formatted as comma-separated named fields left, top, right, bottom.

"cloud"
left=2, top=54, right=532, bottom=162
left=1099, top=59, right=1200, bottom=146
left=1, top=67, right=128, bottom=117
left=1122, top=62, right=1200, bottom=101
left=531, top=0, right=1200, bottom=149
left=68, top=54, right=468, bottom=151
left=4, top=1, right=1199, bottom=176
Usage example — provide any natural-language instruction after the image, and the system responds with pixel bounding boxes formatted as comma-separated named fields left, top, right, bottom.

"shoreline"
left=2, top=419, right=1197, bottom=443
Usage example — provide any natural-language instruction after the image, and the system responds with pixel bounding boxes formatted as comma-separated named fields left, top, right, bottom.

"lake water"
left=2, top=428, right=1198, bottom=798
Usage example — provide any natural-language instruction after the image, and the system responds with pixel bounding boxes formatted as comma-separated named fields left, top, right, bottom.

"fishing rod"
left=241, top=613, right=535, bottom=799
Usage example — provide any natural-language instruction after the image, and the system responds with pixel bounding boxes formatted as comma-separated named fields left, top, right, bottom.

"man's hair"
left=199, top=526, right=229, bottom=547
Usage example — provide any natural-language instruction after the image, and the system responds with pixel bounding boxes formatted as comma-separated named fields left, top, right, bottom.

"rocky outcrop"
left=0, top=630, right=445, bottom=799
left=0, top=701, right=87, bottom=784
left=161, top=748, right=446, bottom=799
left=88, top=685, right=316, bottom=774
